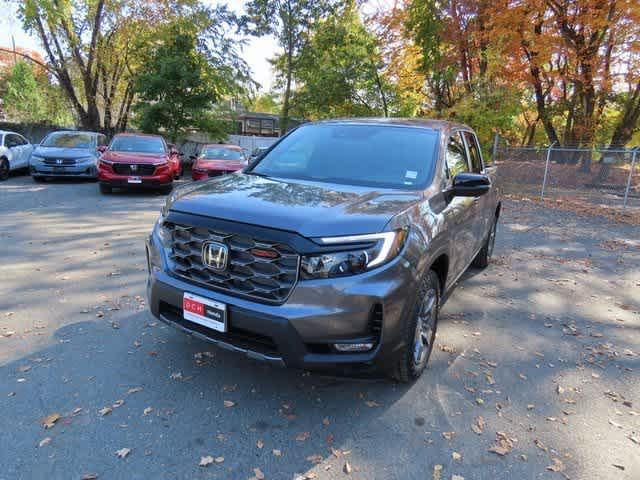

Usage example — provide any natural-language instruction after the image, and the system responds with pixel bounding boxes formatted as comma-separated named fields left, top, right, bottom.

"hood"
left=196, top=159, right=246, bottom=171
left=34, top=146, right=96, bottom=159
left=102, top=151, right=167, bottom=164
left=168, top=173, right=422, bottom=238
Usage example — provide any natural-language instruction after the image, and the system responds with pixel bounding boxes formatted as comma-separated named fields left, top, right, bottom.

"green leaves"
left=133, top=15, right=248, bottom=141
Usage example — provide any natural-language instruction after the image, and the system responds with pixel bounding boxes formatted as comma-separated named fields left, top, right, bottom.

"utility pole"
left=11, top=35, right=17, bottom=65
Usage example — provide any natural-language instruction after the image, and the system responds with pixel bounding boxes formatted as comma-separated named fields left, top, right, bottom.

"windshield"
left=251, top=124, right=440, bottom=189
left=110, top=136, right=165, bottom=154
left=42, top=133, right=94, bottom=149
left=202, top=147, right=244, bottom=161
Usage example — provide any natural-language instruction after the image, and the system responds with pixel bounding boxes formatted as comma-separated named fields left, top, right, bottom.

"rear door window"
left=462, top=131, right=483, bottom=173
left=445, top=132, right=470, bottom=178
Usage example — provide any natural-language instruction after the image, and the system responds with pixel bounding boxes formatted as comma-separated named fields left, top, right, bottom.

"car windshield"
left=251, top=124, right=440, bottom=189
left=41, top=133, right=94, bottom=149
left=202, top=147, right=243, bottom=160
left=110, top=136, right=165, bottom=154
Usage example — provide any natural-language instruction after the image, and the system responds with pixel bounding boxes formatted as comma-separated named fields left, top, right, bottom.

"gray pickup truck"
left=146, top=119, right=500, bottom=382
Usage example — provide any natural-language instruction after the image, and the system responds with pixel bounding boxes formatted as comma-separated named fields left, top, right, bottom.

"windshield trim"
left=248, top=123, right=441, bottom=191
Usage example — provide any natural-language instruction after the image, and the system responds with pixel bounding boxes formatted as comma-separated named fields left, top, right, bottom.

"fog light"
left=333, top=343, right=374, bottom=352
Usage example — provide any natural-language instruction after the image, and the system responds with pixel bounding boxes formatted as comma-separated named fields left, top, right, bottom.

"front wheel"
left=392, top=270, right=440, bottom=383
left=472, top=218, right=497, bottom=269
left=0, top=158, right=9, bottom=181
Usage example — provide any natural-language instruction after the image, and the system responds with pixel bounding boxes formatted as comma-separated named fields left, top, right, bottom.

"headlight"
left=301, top=229, right=408, bottom=279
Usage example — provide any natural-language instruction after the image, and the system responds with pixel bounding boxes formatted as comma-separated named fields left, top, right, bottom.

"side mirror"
left=446, top=172, right=491, bottom=198
left=97, top=145, right=107, bottom=153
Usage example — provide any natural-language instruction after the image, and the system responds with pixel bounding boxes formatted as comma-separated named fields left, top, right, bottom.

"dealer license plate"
left=182, top=292, right=227, bottom=333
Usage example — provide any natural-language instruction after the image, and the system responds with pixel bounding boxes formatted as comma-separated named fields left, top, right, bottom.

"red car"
left=191, top=144, right=247, bottom=181
left=98, top=134, right=181, bottom=194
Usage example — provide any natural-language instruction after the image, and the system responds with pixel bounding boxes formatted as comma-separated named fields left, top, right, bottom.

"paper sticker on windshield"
left=405, top=170, right=418, bottom=179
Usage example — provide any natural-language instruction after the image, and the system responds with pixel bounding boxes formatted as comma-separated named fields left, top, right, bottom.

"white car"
left=0, top=130, right=33, bottom=181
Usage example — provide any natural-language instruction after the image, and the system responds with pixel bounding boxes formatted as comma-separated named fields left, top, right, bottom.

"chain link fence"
left=493, top=139, right=639, bottom=218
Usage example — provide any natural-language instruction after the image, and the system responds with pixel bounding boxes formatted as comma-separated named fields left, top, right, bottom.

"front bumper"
left=31, top=164, right=98, bottom=178
left=99, top=171, right=173, bottom=189
left=146, top=232, right=419, bottom=375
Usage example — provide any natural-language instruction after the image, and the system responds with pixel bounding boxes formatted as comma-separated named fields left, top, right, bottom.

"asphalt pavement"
left=1, top=174, right=638, bottom=480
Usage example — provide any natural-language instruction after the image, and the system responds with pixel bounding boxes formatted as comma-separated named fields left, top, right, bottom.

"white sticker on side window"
left=405, top=170, right=418, bottom=179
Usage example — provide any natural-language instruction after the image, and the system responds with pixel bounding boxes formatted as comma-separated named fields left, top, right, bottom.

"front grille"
left=112, top=163, right=156, bottom=176
left=164, top=222, right=300, bottom=303
left=44, top=158, right=75, bottom=166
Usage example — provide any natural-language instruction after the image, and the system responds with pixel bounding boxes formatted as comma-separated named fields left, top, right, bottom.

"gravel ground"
left=1, top=174, right=639, bottom=480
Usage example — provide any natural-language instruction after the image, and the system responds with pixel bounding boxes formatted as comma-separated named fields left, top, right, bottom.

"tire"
left=0, top=158, right=9, bottom=181
left=392, top=269, right=440, bottom=383
left=32, top=176, right=45, bottom=183
left=99, top=183, right=112, bottom=194
left=472, top=217, right=497, bottom=269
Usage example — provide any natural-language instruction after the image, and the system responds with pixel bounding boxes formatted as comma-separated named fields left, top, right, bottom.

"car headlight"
left=301, top=229, right=408, bottom=279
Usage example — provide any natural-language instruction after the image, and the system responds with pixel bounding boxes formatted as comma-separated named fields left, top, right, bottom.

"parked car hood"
left=102, top=151, right=167, bottom=164
left=33, top=146, right=96, bottom=159
left=197, top=159, right=246, bottom=171
left=168, top=173, right=423, bottom=237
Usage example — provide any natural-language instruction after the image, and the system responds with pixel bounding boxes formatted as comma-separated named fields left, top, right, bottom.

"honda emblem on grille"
left=202, top=241, right=229, bottom=271
left=131, top=164, right=138, bottom=172
left=56, top=159, right=63, bottom=165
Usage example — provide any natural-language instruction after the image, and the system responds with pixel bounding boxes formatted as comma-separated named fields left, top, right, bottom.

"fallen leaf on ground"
left=343, top=462, right=352, bottom=474
left=254, top=467, right=265, bottom=479
left=322, top=417, right=330, bottom=426
left=98, top=407, right=112, bottom=416
left=546, top=458, right=564, bottom=472
left=488, top=432, right=513, bottom=456
left=442, top=431, right=456, bottom=440
left=214, top=457, right=224, bottom=464
left=296, top=431, right=310, bottom=441
left=143, top=407, right=153, bottom=416
left=81, top=474, right=98, bottom=480
left=471, top=416, right=485, bottom=434
left=38, top=437, right=51, bottom=447
left=223, top=400, right=235, bottom=408
left=169, top=372, right=182, bottom=380
left=272, top=449, right=282, bottom=457
left=115, top=448, right=130, bottom=459
left=452, top=452, right=462, bottom=461
left=112, top=399, right=124, bottom=408
left=432, top=464, right=443, bottom=480
left=127, top=387, right=143, bottom=395
left=199, top=456, right=214, bottom=467
left=365, top=400, right=381, bottom=408
left=452, top=476, right=465, bottom=480
left=256, top=439, right=264, bottom=449
left=612, top=464, right=625, bottom=471
left=307, top=454, right=323, bottom=463
left=41, top=413, right=61, bottom=429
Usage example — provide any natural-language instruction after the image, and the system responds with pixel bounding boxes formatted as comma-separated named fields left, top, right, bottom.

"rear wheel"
left=472, top=218, right=497, bottom=269
left=99, top=183, right=112, bottom=194
left=0, top=158, right=9, bottom=181
left=392, top=270, right=440, bottom=383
